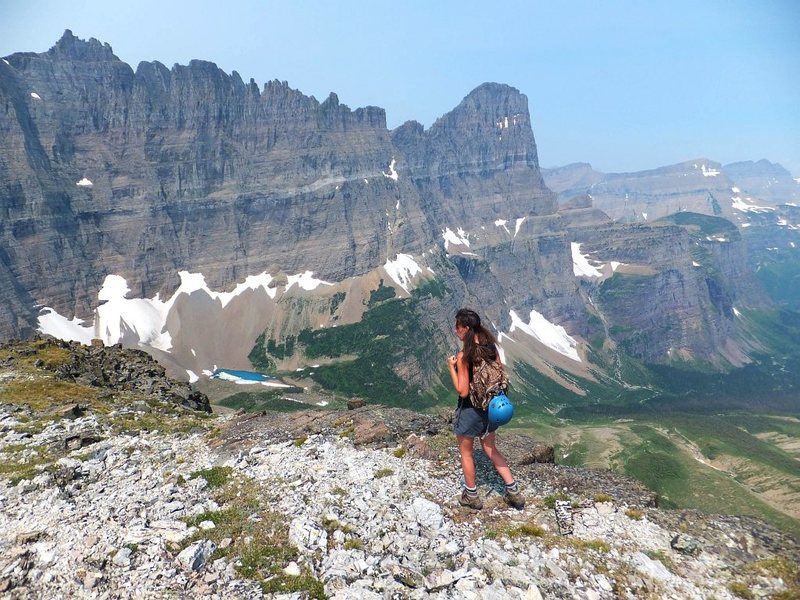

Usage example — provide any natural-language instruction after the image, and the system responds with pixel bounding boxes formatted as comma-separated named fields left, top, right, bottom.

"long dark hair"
left=455, top=308, right=498, bottom=366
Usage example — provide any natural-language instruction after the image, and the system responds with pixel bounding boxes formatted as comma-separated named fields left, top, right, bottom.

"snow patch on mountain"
left=502, top=309, right=580, bottom=362
left=731, top=195, right=774, bottom=213
left=37, top=269, right=322, bottom=351
left=36, top=310, right=94, bottom=345
left=382, top=158, right=399, bottom=181
left=383, top=254, right=428, bottom=293
left=286, top=271, right=332, bottom=291
left=572, top=243, right=604, bottom=278
left=442, top=227, right=470, bottom=250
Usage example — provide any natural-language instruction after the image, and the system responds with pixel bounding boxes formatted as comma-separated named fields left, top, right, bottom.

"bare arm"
left=447, top=351, right=470, bottom=398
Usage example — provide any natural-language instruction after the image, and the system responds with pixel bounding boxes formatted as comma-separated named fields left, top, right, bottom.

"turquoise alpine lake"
left=211, top=368, right=275, bottom=382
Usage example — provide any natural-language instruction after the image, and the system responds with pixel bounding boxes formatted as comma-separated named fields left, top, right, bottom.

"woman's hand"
left=448, top=352, right=469, bottom=397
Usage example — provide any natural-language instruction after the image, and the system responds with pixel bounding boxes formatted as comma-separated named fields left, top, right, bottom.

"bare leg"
left=479, top=432, right=514, bottom=485
left=457, top=435, right=477, bottom=488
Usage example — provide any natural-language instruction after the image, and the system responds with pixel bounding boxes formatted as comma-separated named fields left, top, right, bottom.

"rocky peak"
left=422, top=82, right=540, bottom=174
left=48, top=29, right=119, bottom=62
left=724, top=159, right=793, bottom=178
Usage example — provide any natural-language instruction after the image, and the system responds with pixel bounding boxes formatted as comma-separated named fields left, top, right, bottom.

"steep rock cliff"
left=0, top=32, right=789, bottom=399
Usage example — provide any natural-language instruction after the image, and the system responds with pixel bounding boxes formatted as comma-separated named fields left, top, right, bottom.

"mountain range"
left=1, top=30, right=799, bottom=410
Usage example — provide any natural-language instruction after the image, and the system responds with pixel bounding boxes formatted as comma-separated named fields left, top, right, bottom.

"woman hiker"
left=447, top=308, right=525, bottom=510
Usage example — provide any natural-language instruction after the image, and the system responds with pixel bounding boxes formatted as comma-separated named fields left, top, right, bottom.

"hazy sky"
left=2, top=0, right=798, bottom=175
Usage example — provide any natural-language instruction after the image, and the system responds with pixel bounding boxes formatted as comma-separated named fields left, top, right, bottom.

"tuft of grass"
left=1, top=379, right=99, bottom=411
left=0, top=340, right=72, bottom=371
left=484, top=520, right=545, bottom=540
left=374, top=468, right=394, bottom=479
left=321, top=516, right=354, bottom=535
left=293, top=435, right=307, bottom=447
left=179, top=474, right=325, bottom=599
left=568, top=538, right=610, bottom=553
left=392, top=447, right=406, bottom=458
left=728, top=581, right=754, bottom=599
left=644, top=550, right=675, bottom=572
left=343, top=539, right=364, bottom=550
left=742, top=558, right=800, bottom=599
left=338, top=427, right=355, bottom=438
left=507, top=523, right=545, bottom=538
left=260, top=571, right=326, bottom=599
left=593, top=494, right=614, bottom=503
left=544, top=491, right=570, bottom=508
left=189, top=466, right=233, bottom=489
left=1, top=460, right=50, bottom=486
left=625, top=508, right=644, bottom=521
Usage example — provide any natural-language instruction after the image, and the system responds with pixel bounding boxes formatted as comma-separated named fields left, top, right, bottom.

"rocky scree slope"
left=1, top=339, right=799, bottom=599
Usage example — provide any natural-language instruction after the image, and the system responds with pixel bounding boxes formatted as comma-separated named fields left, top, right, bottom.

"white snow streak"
left=382, top=158, right=399, bottom=181
left=36, top=309, right=94, bottom=345
left=30, top=92, right=41, bottom=100
left=216, top=272, right=277, bottom=304
left=384, top=253, right=423, bottom=293
left=507, top=309, right=580, bottom=362
left=731, top=196, right=774, bottom=213
left=442, top=227, right=470, bottom=250
left=76, top=178, right=93, bottom=187
left=95, top=275, right=173, bottom=350
left=514, top=217, right=526, bottom=237
left=494, top=219, right=510, bottom=234
left=286, top=271, right=333, bottom=291
left=700, top=164, right=720, bottom=177
left=37, top=268, right=319, bottom=352
left=571, top=243, right=603, bottom=278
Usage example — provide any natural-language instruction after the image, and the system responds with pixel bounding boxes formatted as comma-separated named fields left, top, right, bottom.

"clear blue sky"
left=2, top=0, right=798, bottom=175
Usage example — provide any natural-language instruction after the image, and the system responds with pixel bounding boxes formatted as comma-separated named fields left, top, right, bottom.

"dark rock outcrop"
left=19, top=336, right=212, bottom=412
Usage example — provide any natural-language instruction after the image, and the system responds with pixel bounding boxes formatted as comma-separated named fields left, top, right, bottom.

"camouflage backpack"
left=468, top=358, right=509, bottom=411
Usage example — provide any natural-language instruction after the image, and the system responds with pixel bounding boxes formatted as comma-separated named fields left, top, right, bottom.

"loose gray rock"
left=176, top=540, right=217, bottom=572
left=671, top=533, right=702, bottom=556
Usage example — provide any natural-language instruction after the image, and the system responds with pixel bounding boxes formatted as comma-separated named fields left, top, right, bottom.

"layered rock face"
left=722, top=159, right=800, bottom=205
left=1, top=31, right=782, bottom=392
left=543, top=160, right=739, bottom=223
left=0, top=32, right=556, bottom=342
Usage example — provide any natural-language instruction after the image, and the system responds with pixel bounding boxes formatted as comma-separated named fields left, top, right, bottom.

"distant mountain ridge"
left=1, top=31, right=799, bottom=407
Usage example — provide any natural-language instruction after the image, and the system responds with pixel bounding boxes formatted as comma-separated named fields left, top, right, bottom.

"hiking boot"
left=504, top=490, right=525, bottom=510
left=458, top=490, right=483, bottom=510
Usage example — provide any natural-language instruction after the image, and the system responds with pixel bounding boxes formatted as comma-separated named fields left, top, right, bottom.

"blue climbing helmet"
left=488, top=393, right=514, bottom=426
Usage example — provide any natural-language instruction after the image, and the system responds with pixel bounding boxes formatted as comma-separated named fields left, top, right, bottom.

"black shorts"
left=453, top=399, right=498, bottom=437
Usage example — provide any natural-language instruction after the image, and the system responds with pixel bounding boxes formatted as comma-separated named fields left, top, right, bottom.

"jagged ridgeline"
left=1, top=30, right=799, bottom=415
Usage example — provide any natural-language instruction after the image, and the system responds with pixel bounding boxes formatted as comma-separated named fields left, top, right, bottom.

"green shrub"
left=189, top=466, right=233, bottom=489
